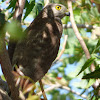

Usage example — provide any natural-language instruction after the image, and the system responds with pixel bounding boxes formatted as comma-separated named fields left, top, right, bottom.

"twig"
left=38, top=75, right=87, bottom=99
left=90, top=94, right=95, bottom=100
left=63, top=24, right=99, bottom=29
left=39, top=80, right=47, bottom=100
left=37, top=84, right=61, bottom=96
left=37, top=83, right=87, bottom=99
left=22, top=21, right=100, bottom=29
left=56, top=35, right=68, bottom=61
left=62, top=85, right=87, bottom=99
left=52, top=35, right=68, bottom=65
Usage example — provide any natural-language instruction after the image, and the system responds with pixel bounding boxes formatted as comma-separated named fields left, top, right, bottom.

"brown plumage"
left=12, top=3, right=70, bottom=82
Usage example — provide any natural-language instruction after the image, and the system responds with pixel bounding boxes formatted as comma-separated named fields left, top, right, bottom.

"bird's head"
left=43, top=3, right=70, bottom=19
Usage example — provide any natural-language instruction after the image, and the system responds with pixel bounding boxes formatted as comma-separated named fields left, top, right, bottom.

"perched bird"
left=12, top=3, right=70, bottom=82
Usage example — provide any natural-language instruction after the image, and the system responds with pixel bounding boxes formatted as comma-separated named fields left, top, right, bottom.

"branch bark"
left=2, top=0, right=26, bottom=99
left=0, top=34, right=21, bottom=100
left=39, top=80, right=47, bottom=100
left=13, top=0, right=26, bottom=22
left=0, top=9, right=21, bottom=100
left=56, top=35, right=68, bottom=60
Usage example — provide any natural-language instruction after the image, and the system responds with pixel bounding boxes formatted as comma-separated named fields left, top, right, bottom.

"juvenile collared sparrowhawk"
left=12, top=3, right=70, bottom=82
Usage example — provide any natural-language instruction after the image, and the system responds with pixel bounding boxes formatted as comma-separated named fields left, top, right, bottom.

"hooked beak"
left=65, top=12, right=70, bottom=16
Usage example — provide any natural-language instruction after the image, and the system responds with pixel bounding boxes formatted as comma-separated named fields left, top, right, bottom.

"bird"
left=12, top=3, right=70, bottom=82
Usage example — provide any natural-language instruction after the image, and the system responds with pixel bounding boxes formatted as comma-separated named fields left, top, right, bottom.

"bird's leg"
left=39, top=79, right=47, bottom=100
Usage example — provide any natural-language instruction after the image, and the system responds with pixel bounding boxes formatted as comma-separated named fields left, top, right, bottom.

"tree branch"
left=39, top=80, right=47, bottom=100
left=54, top=35, right=68, bottom=64
left=13, top=0, right=26, bottom=22
left=63, top=24, right=100, bottom=29
left=67, top=0, right=95, bottom=71
left=37, top=82, right=87, bottom=99
left=0, top=9, right=21, bottom=100
left=0, top=34, right=21, bottom=100
left=22, top=21, right=100, bottom=29
left=2, top=0, right=26, bottom=99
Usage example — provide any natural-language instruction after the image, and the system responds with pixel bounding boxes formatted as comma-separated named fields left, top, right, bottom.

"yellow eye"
left=55, top=6, right=61, bottom=10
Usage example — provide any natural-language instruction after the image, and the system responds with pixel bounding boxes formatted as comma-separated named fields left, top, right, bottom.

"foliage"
left=0, top=0, right=100, bottom=100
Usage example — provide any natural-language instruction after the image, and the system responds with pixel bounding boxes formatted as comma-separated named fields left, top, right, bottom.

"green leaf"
left=5, top=20, right=24, bottom=41
left=8, top=11, right=14, bottom=19
left=57, top=66, right=64, bottom=72
left=25, top=0, right=29, bottom=9
left=0, top=11, right=5, bottom=26
left=62, top=16, right=70, bottom=24
left=7, top=0, right=16, bottom=10
left=23, top=0, right=35, bottom=20
left=81, top=12, right=90, bottom=23
left=85, top=79, right=96, bottom=88
left=1, top=75, right=6, bottom=81
left=36, top=3, right=43, bottom=14
left=82, top=0, right=85, bottom=6
left=77, top=57, right=96, bottom=75
left=60, top=94, right=67, bottom=100
left=82, top=68, right=100, bottom=79
left=86, top=3, right=91, bottom=10
left=73, top=8, right=81, bottom=15
left=90, top=7, right=100, bottom=18
left=2, top=0, right=6, bottom=2
left=94, top=0, right=100, bottom=4
left=93, top=38, right=100, bottom=53
left=96, top=38, right=100, bottom=48
left=32, top=2, right=43, bottom=18
left=27, top=95, right=39, bottom=100
left=73, top=80, right=88, bottom=88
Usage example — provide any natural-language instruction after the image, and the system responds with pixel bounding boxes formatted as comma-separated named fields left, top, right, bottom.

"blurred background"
left=0, top=0, right=100, bottom=100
